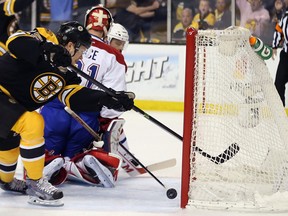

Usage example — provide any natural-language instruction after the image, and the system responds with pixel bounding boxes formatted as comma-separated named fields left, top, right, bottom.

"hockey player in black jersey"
left=0, top=21, right=134, bottom=206
left=0, top=0, right=35, bottom=56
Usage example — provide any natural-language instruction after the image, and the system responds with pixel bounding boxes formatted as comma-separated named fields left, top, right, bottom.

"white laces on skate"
left=36, top=178, right=58, bottom=194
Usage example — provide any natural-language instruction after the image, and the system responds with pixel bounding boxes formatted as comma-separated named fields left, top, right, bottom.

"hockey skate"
left=83, top=154, right=115, bottom=188
left=0, top=178, right=27, bottom=194
left=26, top=178, right=64, bottom=206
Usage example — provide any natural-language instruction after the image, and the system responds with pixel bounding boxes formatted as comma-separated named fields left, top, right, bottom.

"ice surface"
left=1, top=111, right=288, bottom=216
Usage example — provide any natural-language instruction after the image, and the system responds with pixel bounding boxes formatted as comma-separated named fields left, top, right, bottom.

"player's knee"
left=18, top=112, right=45, bottom=145
left=0, top=131, right=20, bottom=151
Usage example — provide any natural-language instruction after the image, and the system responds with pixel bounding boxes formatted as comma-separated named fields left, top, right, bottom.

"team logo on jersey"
left=30, top=73, right=65, bottom=103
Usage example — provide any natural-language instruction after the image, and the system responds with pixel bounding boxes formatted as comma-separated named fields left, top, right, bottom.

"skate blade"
left=88, top=157, right=115, bottom=188
left=28, top=196, right=64, bottom=207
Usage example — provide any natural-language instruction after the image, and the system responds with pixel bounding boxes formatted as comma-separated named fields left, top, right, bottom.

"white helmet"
left=107, top=23, right=129, bottom=51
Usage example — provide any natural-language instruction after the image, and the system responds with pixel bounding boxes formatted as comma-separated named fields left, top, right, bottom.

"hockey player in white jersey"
left=107, top=23, right=129, bottom=53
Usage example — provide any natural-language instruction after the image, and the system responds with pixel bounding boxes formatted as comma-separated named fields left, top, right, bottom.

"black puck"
left=166, top=188, right=177, bottom=199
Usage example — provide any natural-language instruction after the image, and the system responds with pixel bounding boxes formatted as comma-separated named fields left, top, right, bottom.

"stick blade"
left=214, top=143, right=240, bottom=164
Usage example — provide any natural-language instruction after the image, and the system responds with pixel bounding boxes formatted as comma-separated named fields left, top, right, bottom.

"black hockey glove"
left=99, top=91, right=135, bottom=112
left=42, top=42, right=71, bottom=67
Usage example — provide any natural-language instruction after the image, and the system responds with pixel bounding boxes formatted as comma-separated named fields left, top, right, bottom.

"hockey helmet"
left=56, top=21, right=91, bottom=49
left=84, top=5, right=113, bottom=35
left=107, top=23, right=129, bottom=43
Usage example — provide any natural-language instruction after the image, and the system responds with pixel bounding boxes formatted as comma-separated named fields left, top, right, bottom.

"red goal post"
left=181, top=27, right=288, bottom=211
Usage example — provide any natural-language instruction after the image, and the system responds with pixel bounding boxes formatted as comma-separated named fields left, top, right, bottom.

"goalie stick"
left=64, top=106, right=176, bottom=176
left=68, top=65, right=240, bottom=164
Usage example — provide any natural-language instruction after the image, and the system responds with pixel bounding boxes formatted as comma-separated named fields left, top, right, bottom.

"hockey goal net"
left=181, top=27, right=288, bottom=211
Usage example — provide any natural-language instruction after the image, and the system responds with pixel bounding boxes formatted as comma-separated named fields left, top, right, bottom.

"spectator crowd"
left=17, top=0, right=285, bottom=44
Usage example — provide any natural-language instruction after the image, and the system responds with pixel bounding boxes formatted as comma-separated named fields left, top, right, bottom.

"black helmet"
left=56, top=21, right=91, bottom=49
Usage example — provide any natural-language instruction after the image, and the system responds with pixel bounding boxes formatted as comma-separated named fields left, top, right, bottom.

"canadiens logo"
left=31, top=73, right=65, bottom=103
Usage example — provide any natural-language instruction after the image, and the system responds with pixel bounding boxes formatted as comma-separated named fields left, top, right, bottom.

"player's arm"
left=6, top=30, right=71, bottom=66
left=58, top=84, right=134, bottom=113
left=2, top=0, right=35, bottom=16
left=5, top=31, right=44, bottom=65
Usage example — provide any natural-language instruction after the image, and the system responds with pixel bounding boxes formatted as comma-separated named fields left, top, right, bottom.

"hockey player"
left=0, top=21, right=134, bottom=206
left=107, top=23, right=129, bottom=53
left=0, top=0, right=35, bottom=56
left=41, top=5, right=141, bottom=187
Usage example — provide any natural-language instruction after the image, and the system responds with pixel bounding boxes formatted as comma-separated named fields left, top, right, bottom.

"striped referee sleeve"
left=272, top=12, right=288, bottom=52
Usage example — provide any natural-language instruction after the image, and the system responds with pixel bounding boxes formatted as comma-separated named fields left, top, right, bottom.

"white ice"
left=1, top=111, right=287, bottom=216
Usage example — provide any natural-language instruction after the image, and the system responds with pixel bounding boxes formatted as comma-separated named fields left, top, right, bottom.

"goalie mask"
left=56, top=21, right=91, bottom=50
left=84, top=5, right=113, bottom=37
left=107, top=23, right=129, bottom=51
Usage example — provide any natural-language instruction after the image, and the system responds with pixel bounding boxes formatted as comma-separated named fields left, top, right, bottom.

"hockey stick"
left=64, top=106, right=104, bottom=148
left=68, top=65, right=182, bottom=140
left=64, top=106, right=176, bottom=176
left=64, top=106, right=178, bottom=198
left=194, top=143, right=240, bottom=165
left=68, top=65, right=240, bottom=164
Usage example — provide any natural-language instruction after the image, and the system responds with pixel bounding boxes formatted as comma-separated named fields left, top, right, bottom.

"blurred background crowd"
left=18, top=0, right=280, bottom=45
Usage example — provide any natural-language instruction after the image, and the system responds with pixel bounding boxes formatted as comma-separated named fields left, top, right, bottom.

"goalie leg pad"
left=66, top=149, right=121, bottom=187
left=83, top=155, right=115, bottom=188
left=87, top=149, right=122, bottom=182
left=102, top=119, right=125, bottom=153
left=65, top=160, right=99, bottom=185
left=44, top=152, right=67, bottom=185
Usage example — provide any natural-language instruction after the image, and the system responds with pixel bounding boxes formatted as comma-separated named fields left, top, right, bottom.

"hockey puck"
left=166, top=188, right=177, bottom=199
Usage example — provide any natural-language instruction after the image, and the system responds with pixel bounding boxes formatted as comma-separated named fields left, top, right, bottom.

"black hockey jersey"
left=0, top=0, right=35, bottom=55
left=0, top=29, right=106, bottom=112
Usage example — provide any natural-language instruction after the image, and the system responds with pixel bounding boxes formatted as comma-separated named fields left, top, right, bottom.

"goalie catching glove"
left=99, top=91, right=135, bottom=112
left=41, top=42, right=72, bottom=67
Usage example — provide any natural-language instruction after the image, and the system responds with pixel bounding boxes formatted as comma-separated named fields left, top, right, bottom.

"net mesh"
left=187, top=27, right=288, bottom=211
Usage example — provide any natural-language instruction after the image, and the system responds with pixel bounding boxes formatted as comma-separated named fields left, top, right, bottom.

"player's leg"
left=0, top=131, right=27, bottom=194
left=13, top=111, right=63, bottom=205
left=41, top=103, right=69, bottom=155
left=40, top=104, right=71, bottom=185
left=63, top=112, right=100, bottom=158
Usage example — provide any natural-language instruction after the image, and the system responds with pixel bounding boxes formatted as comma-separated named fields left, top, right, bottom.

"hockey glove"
left=100, top=91, right=135, bottom=112
left=42, top=42, right=71, bottom=67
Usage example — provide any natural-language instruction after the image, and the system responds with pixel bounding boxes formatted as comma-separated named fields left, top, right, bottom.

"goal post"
left=181, top=27, right=288, bottom=211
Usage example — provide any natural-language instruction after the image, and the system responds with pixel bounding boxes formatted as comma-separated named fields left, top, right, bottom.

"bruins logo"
left=31, top=73, right=65, bottom=103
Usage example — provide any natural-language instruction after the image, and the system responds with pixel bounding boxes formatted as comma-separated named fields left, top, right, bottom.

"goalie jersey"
left=0, top=0, right=35, bottom=56
left=79, top=35, right=127, bottom=119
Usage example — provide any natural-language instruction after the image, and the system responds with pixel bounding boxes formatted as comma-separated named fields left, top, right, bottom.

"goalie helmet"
left=56, top=21, right=91, bottom=50
left=107, top=23, right=129, bottom=51
left=84, top=5, right=113, bottom=36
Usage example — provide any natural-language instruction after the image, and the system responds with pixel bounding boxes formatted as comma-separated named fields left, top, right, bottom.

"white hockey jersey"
left=78, top=35, right=127, bottom=119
